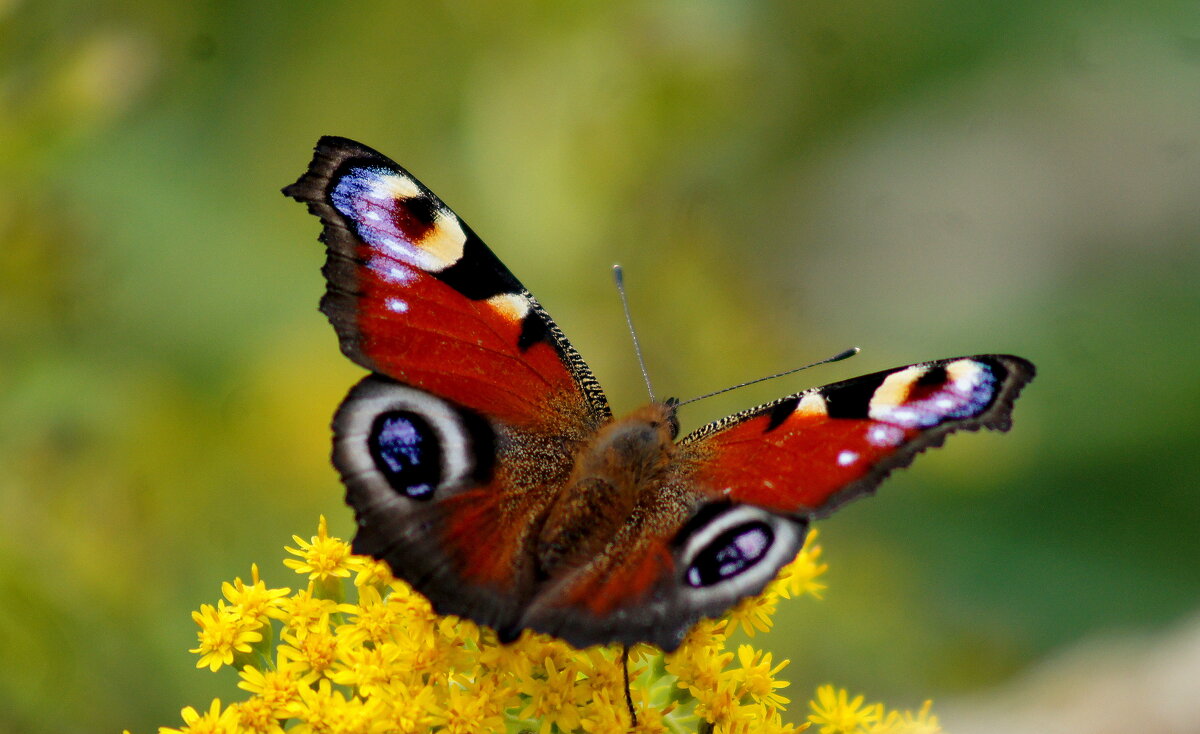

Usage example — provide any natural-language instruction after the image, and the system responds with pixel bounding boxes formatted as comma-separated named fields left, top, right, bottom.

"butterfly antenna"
left=613, top=264, right=657, bottom=403
left=622, top=645, right=638, bottom=727
left=675, top=346, right=861, bottom=408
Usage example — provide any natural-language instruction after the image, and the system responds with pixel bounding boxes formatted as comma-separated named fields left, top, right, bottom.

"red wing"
left=286, top=139, right=611, bottom=641
left=284, top=136, right=609, bottom=430
left=679, top=355, right=1035, bottom=516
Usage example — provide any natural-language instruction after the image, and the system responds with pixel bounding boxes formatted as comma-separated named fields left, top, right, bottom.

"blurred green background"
left=3, top=1, right=1199, bottom=732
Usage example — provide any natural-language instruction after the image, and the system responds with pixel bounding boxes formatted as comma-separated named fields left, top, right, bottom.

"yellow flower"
left=693, top=678, right=757, bottom=732
left=237, top=664, right=312, bottom=714
left=809, top=685, right=883, bottom=734
left=283, top=514, right=354, bottom=583
left=741, top=704, right=810, bottom=734
left=350, top=555, right=395, bottom=588
left=157, top=698, right=238, bottom=734
left=576, top=647, right=627, bottom=698
left=286, top=679, right=384, bottom=734
left=579, top=688, right=634, bottom=734
left=666, top=638, right=734, bottom=698
left=231, top=696, right=284, bottom=734
left=276, top=583, right=340, bottom=632
left=623, top=686, right=678, bottom=734
left=189, top=602, right=263, bottom=672
left=277, top=622, right=341, bottom=676
left=335, top=584, right=398, bottom=646
left=431, top=677, right=508, bottom=734
left=221, top=564, right=290, bottom=623
left=725, top=589, right=779, bottom=637
left=516, top=657, right=589, bottom=734
left=328, top=640, right=406, bottom=697
left=868, top=700, right=941, bottom=734
left=771, top=530, right=828, bottom=600
left=372, top=679, right=439, bottom=731
left=731, top=644, right=791, bottom=709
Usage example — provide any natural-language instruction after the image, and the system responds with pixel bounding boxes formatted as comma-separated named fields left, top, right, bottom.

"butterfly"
left=284, top=136, right=1035, bottom=652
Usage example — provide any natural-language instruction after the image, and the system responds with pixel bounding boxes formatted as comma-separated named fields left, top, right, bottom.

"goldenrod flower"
left=726, top=590, right=779, bottom=637
left=431, top=677, right=508, bottom=734
left=808, top=685, right=883, bottom=733
left=284, top=678, right=384, bottom=734
left=770, top=531, right=829, bottom=600
left=222, top=565, right=291, bottom=623
left=333, top=584, right=396, bottom=646
left=578, top=688, right=632, bottom=734
left=231, top=697, right=285, bottom=734
left=275, top=584, right=339, bottom=633
left=189, top=602, right=263, bottom=672
left=732, top=644, right=791, bottom=709
left=868, top=699, right=941, bottom=734
left=283, top=515, right=354, bottom=584
left=348, top=555, right=393, bottom=588
left=277, top=623, right=340, bottom=675
left=666, top=635, right=734, bottom=697
left=145, top=517, right=938, bottom=734
left=237, top=666, right=312, bottom=715
left=157, top=698, right=238, bottom=734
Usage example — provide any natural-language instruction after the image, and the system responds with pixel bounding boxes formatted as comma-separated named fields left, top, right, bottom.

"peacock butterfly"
left=284, top=137, right=1034, bottom=652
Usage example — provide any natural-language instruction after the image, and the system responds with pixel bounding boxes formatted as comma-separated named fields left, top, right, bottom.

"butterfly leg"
left=622, top=645, right=638, bottom=728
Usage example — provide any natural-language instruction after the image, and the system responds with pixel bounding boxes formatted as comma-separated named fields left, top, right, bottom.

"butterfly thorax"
left=535, top=402, right=679, bottom=578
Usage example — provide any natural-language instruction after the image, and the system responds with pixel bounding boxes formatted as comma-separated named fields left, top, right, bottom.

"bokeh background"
left=3, top=2, right=1199, bottom=732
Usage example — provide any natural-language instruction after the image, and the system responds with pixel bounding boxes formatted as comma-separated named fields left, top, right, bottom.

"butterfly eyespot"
left=685, top=521, right=775, bottom=587
left=333, top=377, right=494, bottom=508
left=368, top=411, right=442, bottom=500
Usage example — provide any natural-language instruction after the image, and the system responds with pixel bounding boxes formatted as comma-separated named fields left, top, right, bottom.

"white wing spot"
left=487, top=292, right=532, bottom=322
left=385, top=298, right=409, bottom=313
left=796, top=393, right=828, bottom=417
left=871, top=366, right=925, bottom=409
left=837, top=450, right=859, bottom=466
left=867, top=424, right=905, bottom=447
left=370, top=171, right=421, bottom=201
left=385, top=265, right=417, bottom=285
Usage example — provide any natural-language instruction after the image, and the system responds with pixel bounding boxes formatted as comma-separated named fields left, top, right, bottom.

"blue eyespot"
left=368, top=411, right=440, bottom=500
left=685, top=522, right=774, bottom=587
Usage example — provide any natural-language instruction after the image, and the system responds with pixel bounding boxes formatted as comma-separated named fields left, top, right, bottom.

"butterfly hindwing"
left=519, top=497, right=809, bottom=651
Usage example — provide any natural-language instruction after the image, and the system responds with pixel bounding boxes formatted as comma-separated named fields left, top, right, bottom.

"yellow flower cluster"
left=807, top=686, right=940, bottom=734
left=146, top=517, right=942, bottom=734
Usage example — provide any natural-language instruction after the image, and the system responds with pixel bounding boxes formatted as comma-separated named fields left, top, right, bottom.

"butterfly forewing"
left=284, top=136, right=609, bottom=428
left=679, top=354, right=1035, bottom=516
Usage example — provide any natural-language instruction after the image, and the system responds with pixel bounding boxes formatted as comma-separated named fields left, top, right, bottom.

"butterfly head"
left=662, top=397, right=682, bottom=440
left=585, top=402, right=680, bottom=475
